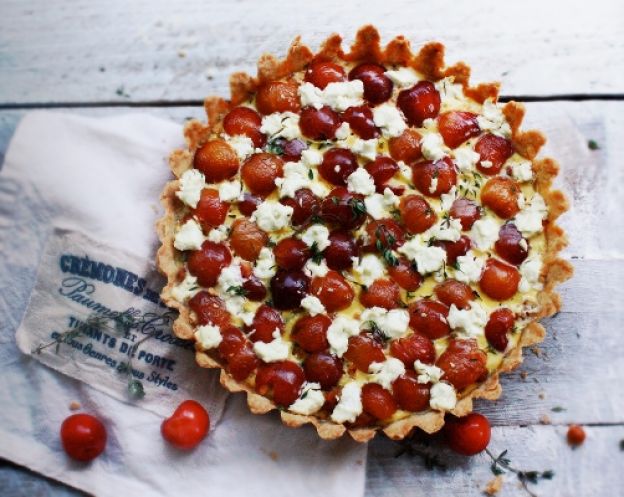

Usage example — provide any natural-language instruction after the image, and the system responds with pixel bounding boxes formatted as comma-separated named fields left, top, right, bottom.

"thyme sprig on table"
left=486, top=448, right=554, bottom=497
left=394, top=435, right=447, bottom=470
left=33, top=310, right=152, bottom=399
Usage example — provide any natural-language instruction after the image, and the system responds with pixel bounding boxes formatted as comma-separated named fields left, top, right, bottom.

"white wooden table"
left=1, top=1, right=623, bottom=496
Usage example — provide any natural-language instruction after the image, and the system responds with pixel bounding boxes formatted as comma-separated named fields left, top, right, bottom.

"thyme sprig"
left=486, top=448, right=554, bottom=497
left=374, top=225, right=399, bottom=267
left=394, top=435, right=447, bottom=470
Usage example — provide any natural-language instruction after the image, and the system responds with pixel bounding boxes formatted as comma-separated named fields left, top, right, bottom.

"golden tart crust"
left=157, top=25, right=572, bottom=442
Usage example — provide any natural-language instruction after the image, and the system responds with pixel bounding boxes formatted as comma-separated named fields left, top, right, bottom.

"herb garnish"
left=486, top=448, right=554, bottom=497
left=394, top=435, right=447, bottom=470
left=588, top=139, right=600, bottom=150
left=349, top=197, right=367, bottom=219
left=374, top=225, right=399, bottom=267
left=266, top=138, right=285, bottom=155
left=310, top=242, right=324, bottom=264
left=227, top=285, right=248, bottom=297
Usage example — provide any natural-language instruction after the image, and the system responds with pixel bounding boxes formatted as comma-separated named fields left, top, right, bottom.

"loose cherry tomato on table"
left=161, top=400, right=210, bottom=451
left=60, top=413, right=107, bottom=462
left=567, top=424, right=586, bottom=446
left=444, top=413, right=491, bottom=456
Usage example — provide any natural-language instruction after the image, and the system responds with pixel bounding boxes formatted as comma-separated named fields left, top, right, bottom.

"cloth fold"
left=0, top=111, right=366, bottom=497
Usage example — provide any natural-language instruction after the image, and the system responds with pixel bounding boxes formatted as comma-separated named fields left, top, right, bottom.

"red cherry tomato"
left=60, top=413, right=107, bottom=462
left=161, top=400, right=210, bottom=451
left=444, top=413, right=491, bottom=456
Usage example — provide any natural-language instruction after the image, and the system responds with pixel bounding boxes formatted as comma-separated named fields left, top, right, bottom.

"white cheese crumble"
left=398, top=238, right=447, bottom=275
left=301, top=148, right=323, bottom=167
left=470, top=218, right=500, bottom=250
left=346, top=168, right=376, bottom=196
left=335, top=122, right=351, bottom=140
left=364, top=188, right=399, bottom=220
left=176, top=169, right=205, bottom=208
left=331, top=382, right=363, bottom=423
left=252, top=200, right=293, bottom=232
left=350, top=137, right=379, bottom=161
left=428, top=217, right=463, bottom=242
left=384, top=67, right=419, bottom=88
left=360, top=307, right=410, bottom=340
left=440, top=186, right=457, bottom=212
left=224, top=134, right=255, bottom=161
left=216, top=264, right=244, bottom=296
left=174, top=219, right=205, bottom=251
left=300, top=295, right=326, bottom=316
left=275, top=161, right=310, bottom=199
left=429, top=382, right=457, bottom=411
left=254, top=247, right=276, bottom=280
left=372, top=103, right=407, bottom=138
left=225, top=295, right=255, bottom=326
left=253, top=329, right=290, bottom=362
left=435, top=77, right=464, bottom=103
left=398, top=161, right=413, bottom=182
left=171, top=272, right=199, bottom=303
left=352, top=254, right=386, bottom=286
left=452, top=145, right=481, bottom=171
left=447, top=303, right=489, bottom=338
left=414, top=360, right=443, bottom=384
left=327, top=315, right=360, bottom=357
left=477, top=99, right=512, bottom=138
left=429, top=176, right=439, bottom=194
left=420, top=132, right=448, bottom=161
left=301, top=224, right=331, bottom=251
left=207, top=225, right=229, bottom=243
left=260, top=112, right=301, bottom=140
left=218, top=179, right=242, bottom=202
left=369, top=358, right=406, bottom=390
left=511, top=159, right=533, bottom=182
left=514, top=194, right=547, bottom=236
left=194, top=324, right=222, bottom=350
left=519, top=254, right=543, bottom=292
left=289, top=382, right=325, bottom=415
left=299, top=80, right=365, bottom=112
left=454, top=250, right=485, bottom=284
left=304, top=258, right=330, bottom=278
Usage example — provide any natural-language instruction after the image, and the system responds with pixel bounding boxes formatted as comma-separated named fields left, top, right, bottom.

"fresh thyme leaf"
left=227, top=285, right=248, bottom=297
left=331, top=196, right=340, bottom=205
left=300, top=390, right=308, bottom=400
left=310, top=242, right=324, bottom=264
left=551, top=406, right=566, bottom=412
left=349, top=198, right=367, bottom=218
left=308, top=169, right=314, bottom=180
left=266, top=138, right=285, bottom=155
left=588, top=139, right=600, bottom=150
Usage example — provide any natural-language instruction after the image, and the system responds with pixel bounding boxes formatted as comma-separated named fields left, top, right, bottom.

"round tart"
left=157, top=26, right=572, bottom=441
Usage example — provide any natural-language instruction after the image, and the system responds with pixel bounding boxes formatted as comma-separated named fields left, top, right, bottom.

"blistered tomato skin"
left=241, top=153, right=284, bottom=196
left=238, top=193, right=262, bottom=216
left=438, top=111, right=480, bottom=149
left=475, top=133, right=513, bottom=175
left=365, top=157, right=399, bottom=192
left=481, top=177, right=521, bottom=219
left=311, top=270, right=354, bottom=312
left=299, top=106, right=342, bottom=140
left=349, top=63, right=393, bottom=104
left=60, top=414, right=107, bottom=462
left=436, top=339, right=488, bottom=391
left=320, top=187, right=366, bottom=230
left=229, top=219, right=267, bottom=262
left=223, top=106, right=266, bottom=148
left=218, top=327, right=259, bottom=381
left=388, top=257, right=422, bottom=291
left=360, top=279, right=401, bottom=310
left=366, top=219, right=405, bottom=251
left=397, top=81, right=441, bottom=127
left=345, top=334, right=385, bottom=372
left=189, top=292, right=231, bottom=328
left=161, top=400, right=210, bottom=451
left=280, top=188, right=320, bottom=226
left=255, top=361, right=305, bottom=407
left=479, top=258, right=521, bottom=301
left=495, top=223, right=528, bottom=265
left=194, top=139, right=239, bottom=183
left=485, top=308, right=515, bottom=352
left=194, top=188, right=229, bottom=229
left=408, top=300, right=451, bottom=340
left=325, top=231, right=359, bottom=270
left=247, top=304, right=284, bottom=343
left=255, top=81, right=300, bottom=115
left=187, top=241, right=232, bottom=288
left=361, top=383, right=398, bottom=420
left=319, top=148, right=359, bottom=186
left=444, top=413, right=491, bottom=456
left=433, top=235, right=472, bottom=266
left=389, top=129, right=422, bottom=164
left=271, top=270, right=310, bottom=310
left=412, top=157, right=457, bottom=197
left=434, top=279, right=474, bottom=310
left=305, top=60, right=347, bottom=89
left=399, top=195, right=437, bottom=234
left=392, top=372, right=431, bottom=412
left=274, top=237, right=310, bottom=270
left=292, top=314, right=331, bottom=353
left=342, top=105, right=380, bottom=139
left=450, top=198, right=481, bottom=230
left=242, top=276, right=267, bottom=301
left=304, top=352, right=343, bottom=390
left=389, top=332, right=436, bottom=367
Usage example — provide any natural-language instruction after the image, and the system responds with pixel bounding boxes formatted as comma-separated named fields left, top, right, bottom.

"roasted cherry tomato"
left=444, top=413, right=491, bottom=456
left=436, top=339, right=488, bottom=390
left=408, top=299, right=451, bottom=339
left=60, top=413, right=107, bottom=462
left=194, top=139, right=239, bottom=183
left=397, top=81, right=441, bottom=126
left=438, top=111, right=480, bottom=149
left=255, top=81, right=300, bottom=115
left=389, top=129, right=422, bottom=164
left=305, top=60, right=347, bottom=89
left=161, top=400, right=210, bottom=450
left=361, top=383, right=397, bottom=420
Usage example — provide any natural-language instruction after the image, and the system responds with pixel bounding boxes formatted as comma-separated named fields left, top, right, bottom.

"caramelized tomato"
left=392, top=372, right=431, bottom=412
left=255, top=81, right=300, bottom=115
left=292, top=314, right=331, bottom=353
left=388, top=257, right=422, bottom=291
left=365, top=157, right=399, bottom=192
left=433, top=235, right=472, bottom=265
left=388, top=129, right=422, bottom=164
left=304, top=60, right=346, bottom=89
left=318, top=148, right=359, bottom=186
left=229, top=219, right=267, bottom=261
left=189, top=292, right=231, bottom=328
left=304, top=352, right=343, bottom=390
left=187, top=241, right=232, bottom=287
left=365, top=219, right=405, bottom=250
left=194, top=139, right=239, bottom=183
left=310, top=270, right=354, bottom=312
left=341, top=105, right=380, bottom=139
left=193, top=188, right=229, bottom=229
left=299, top=106, right=342, bottom=140
left=280, top=188, right=320, bottom=226
left=247, top=304, right=284, bottom=343
left=360, top=278, right=401, bottom=310
left=241, top=153, right=284, bottom=196
left=438, top=111, right=480, bottom=149
left=399, top=194, right=437, bottom=234
left=361, top=383, right=397, bottom=420
left=412, top=157, right=457, bottom=197
left=320, top=187, right=366, bottom=230
left=397, top=81, right=441, bottom=126
left=480, top=177, right=521, bottom=219
left=274, top=237, right=310, bottom=270
left=325, top=230, right=359, bottom=270
left=389, top=332, right=436, bottom=367
left=345, top=334, right=385, bottom=372
left=436, top=339, right=488, bottom=390
left=450, top=198, right=481, bottom=230
left=408, top=299, right=451, bottom=339
left=255, top=361, right=305, bottom=407
left=479, top=258, right=520, bottom=301
left=475, top=133, right=513, bottom=175
left=484, top=307, right=515, bottom=351
left=223, top=106, right=266, bottom=148
left=495, top=223, right=528, bottom=265
left=434, top=279, right=474, bottom=310
left=349, top=63, right=393, bottom=104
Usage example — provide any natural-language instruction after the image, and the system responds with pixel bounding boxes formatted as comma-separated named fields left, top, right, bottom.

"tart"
left=157, top=26, right=572, bottom=442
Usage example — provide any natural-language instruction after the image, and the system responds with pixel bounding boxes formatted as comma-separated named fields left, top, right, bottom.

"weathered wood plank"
left=0, top=0, right=623, bottom=105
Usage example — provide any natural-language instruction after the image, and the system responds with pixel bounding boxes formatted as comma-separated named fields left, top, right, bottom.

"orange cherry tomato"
left=479, top=258, right=520, bottom=301
left=567, top=424, right=586, bottom=446
left=194, top=139, right=239, bottom=183
left=255, top=81, right=300, bottom=115
left=399, top=194, right=437, bottom=234
left=229, top=219, right=268, bottom=262
left=444, top=413, right=491, bottom=456
left=360, top=278, right=401, bottom=310
left=389, top=128, right=423, bottom=164
left=480, top=177, right=521, bottom=219
left=434, top=279, right=474, bottom=310
left=60, top=413, right=107, bottom=462
left=161, top=400, right=210, bottom=451
left=436, top=339, right=488, bottom=390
